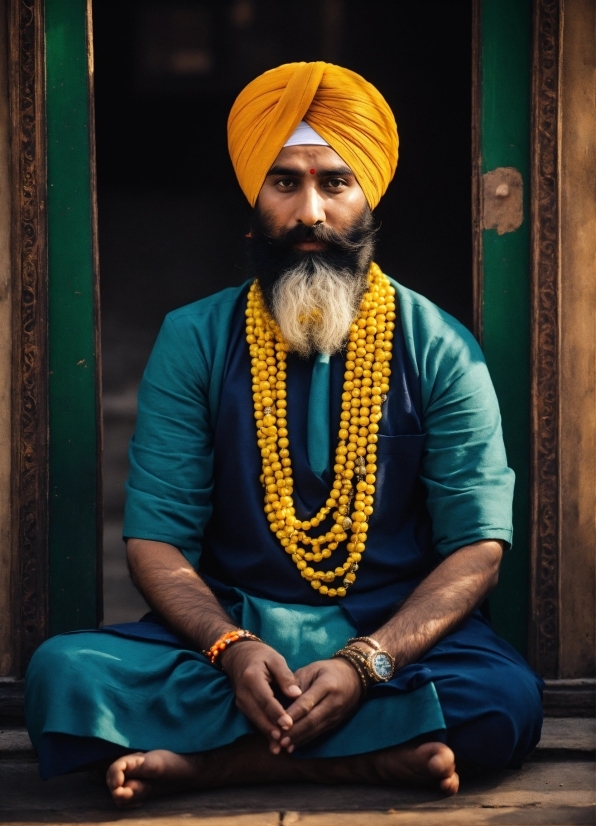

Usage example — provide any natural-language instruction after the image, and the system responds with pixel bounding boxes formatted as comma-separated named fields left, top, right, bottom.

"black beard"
left=246, top=206, right=378, bottom=311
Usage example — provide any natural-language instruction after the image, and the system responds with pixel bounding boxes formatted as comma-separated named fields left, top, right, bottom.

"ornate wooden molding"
left=471, top=0, right=483, bottom=344
left=9, top=0, right=48, bottom=675
left=87, top=0, right=104, bottom=626
left=529, top=0, right=560, bottom=677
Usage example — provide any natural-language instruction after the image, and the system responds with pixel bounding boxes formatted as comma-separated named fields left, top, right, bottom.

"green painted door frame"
left=46, top=0, right=102, bottom=634
left=475, top=0, right=532, bottom=655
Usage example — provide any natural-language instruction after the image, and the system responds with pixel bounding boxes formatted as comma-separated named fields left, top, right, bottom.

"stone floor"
left=0, top=720, right=593, bottom=825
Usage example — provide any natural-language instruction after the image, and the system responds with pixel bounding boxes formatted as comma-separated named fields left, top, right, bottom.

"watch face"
left=371, top=652, right=393, bottom=680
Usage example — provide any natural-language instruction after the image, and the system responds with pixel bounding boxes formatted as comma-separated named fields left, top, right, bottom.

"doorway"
left=92, top=0, right=473, bottom=623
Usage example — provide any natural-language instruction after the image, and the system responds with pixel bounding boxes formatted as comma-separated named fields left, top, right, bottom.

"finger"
left=267, top=657, right=302, bottom=700
left=237, top=672, right=293, bottom=740
left=246, top=658, right=297, bottom=731
left=286, top=695, right=340, bottom=747
left=284, top=679, right=329, bottom=725
left=237, top=688, right=284, bottom=742
left=293, top=665, right=318, bottom=693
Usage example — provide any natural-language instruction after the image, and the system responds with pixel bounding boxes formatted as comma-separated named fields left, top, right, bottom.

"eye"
left=325, top=178, right=347, bottom=189
left=276, top=178, right=298, bottom=189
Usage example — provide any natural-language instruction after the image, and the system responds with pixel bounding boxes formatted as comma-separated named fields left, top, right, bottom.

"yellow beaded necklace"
left=245, top=262, right=395, bottom=598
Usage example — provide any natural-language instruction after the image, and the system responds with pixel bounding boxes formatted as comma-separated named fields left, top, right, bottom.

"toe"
left=427, top=745, right=456, bottom=778
left=125, top=778, right=153, bottom=799
left=106, top=767, right=123, bottom=791
left=106, top=752, right=147, bottom=804
left=439, top=771, right=460, bottom=796
left=126, top=749, right=173, bottom=780
left=112, top=779, right=152, bottom=809
left=106, top=757, right=130, bottom=790
left=111, top=784, right=135, bottom=808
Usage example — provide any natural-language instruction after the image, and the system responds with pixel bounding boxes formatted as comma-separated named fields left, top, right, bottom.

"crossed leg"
left=105, top=734, right=459, bottom=807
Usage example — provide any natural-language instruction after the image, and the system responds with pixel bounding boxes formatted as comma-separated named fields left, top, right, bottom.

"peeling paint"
left=482, top=167, right=524, bottom=234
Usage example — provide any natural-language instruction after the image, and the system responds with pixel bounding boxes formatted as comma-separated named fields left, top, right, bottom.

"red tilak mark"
left=310, top=168, right=316, bottom=174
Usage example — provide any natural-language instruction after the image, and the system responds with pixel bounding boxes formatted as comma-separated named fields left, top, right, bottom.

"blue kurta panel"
left=199, top=284, right=436, bottom=633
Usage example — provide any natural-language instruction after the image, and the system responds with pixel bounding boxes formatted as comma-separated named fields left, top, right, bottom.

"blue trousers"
left=25, top=612, right=543, bottom=780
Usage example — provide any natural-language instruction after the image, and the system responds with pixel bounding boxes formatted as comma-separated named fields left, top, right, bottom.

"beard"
left=246, top=207, right=377, bottom=357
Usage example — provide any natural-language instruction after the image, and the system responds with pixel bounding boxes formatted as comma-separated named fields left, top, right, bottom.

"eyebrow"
left=266, top=165, right=354, bottom=177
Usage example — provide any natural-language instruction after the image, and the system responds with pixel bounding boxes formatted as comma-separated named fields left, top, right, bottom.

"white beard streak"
left=271, top=259, right=367, bottom=357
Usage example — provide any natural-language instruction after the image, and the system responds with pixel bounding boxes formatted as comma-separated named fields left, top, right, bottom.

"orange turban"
left=228, top=62, right=398, bottom=210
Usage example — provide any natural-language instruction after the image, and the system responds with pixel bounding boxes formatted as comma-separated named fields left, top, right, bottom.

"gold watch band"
left=339, top=642, right=395, bottom=683
left=346, top=636, right=381, bottom=651
left=333, top=648, right=370, bottom=695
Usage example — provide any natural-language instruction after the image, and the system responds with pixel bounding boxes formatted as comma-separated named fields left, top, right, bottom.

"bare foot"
left=374, top=741, right=459, bottom=795
left=105, top=739, right=458, bottom=807
left=106, top=750, right=201, bottom=808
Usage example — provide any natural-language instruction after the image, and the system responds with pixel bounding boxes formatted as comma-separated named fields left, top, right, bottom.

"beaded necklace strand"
left=245, top=262, right=395, bottom=598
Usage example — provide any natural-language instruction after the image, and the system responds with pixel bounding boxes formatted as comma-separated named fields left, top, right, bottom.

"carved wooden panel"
left=471, top=0, right=483, bottom=343
left=9, top=0, right=48, bottom=675
left=529, top=0, right=560, bottom=678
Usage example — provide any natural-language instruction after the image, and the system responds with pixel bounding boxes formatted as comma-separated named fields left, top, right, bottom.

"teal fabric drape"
left=307, top=352, right=331, bottom=476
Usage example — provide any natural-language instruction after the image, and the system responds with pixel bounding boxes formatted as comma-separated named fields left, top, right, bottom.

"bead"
left=246, top=269, right=393, bottom=598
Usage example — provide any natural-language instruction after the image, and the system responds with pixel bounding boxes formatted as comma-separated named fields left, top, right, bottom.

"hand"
left=220, top=641, right=302, bottom=753
left=280, top=658, right=364, bottom=751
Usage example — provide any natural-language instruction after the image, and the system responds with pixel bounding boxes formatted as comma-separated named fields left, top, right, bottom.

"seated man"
left=25, top=61, right=543, bottom=807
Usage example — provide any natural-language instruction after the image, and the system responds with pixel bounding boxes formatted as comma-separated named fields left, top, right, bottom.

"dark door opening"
left=93, top=0, right=472, bottom=623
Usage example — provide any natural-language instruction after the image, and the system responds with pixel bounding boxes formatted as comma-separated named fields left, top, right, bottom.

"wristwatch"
left=335, top=637, right=396, bottom=684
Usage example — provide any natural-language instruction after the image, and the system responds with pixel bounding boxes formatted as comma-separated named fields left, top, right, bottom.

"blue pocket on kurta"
left=376, top=432, right=426, bottom=454
left=371, top=433, right=426, bottom=533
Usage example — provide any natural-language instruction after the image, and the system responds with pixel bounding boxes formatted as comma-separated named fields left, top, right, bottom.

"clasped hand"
left=220, top=641, right=363, bottom=753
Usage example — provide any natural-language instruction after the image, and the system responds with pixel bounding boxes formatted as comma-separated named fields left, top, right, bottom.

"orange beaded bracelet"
left=203, top=629, right=262, bottom=666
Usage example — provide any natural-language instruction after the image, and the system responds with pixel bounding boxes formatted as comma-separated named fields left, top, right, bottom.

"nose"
left=295, top=184, right=326, bottom=227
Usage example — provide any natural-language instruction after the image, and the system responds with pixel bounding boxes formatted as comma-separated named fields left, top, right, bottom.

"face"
left=247, top=144, right=376, bottom=357
left=257, top=145, right=368, bottom=250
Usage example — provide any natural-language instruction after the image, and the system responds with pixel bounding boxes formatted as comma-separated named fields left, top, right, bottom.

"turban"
left=227, top=62, right=398, bottom=210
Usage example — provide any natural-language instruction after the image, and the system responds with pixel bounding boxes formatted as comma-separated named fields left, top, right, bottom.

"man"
left=26, top=62, right=543, bottom=807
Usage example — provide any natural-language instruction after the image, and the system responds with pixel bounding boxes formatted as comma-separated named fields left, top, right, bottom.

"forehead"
left=270, top=144, right=351, bottom=171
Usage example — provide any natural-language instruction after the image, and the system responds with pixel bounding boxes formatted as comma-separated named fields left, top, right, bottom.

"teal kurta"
left=124, top=278, right=513, bottom=559
left=25, top=278, right=541, bottom=780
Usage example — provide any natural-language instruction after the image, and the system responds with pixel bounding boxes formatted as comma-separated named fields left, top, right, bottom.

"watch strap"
left=346, top=636, right=381, bottom=651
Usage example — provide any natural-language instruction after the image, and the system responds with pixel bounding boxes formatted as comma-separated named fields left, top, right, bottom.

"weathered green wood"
left=46, top=0, right=100, bottom=633
left=480, top=0, right=532, bottom=655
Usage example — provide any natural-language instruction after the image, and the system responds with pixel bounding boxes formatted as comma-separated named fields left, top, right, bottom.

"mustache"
left=253, top=210, right=379, bottom=255
left=246, top=205, right=378, bottom=315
